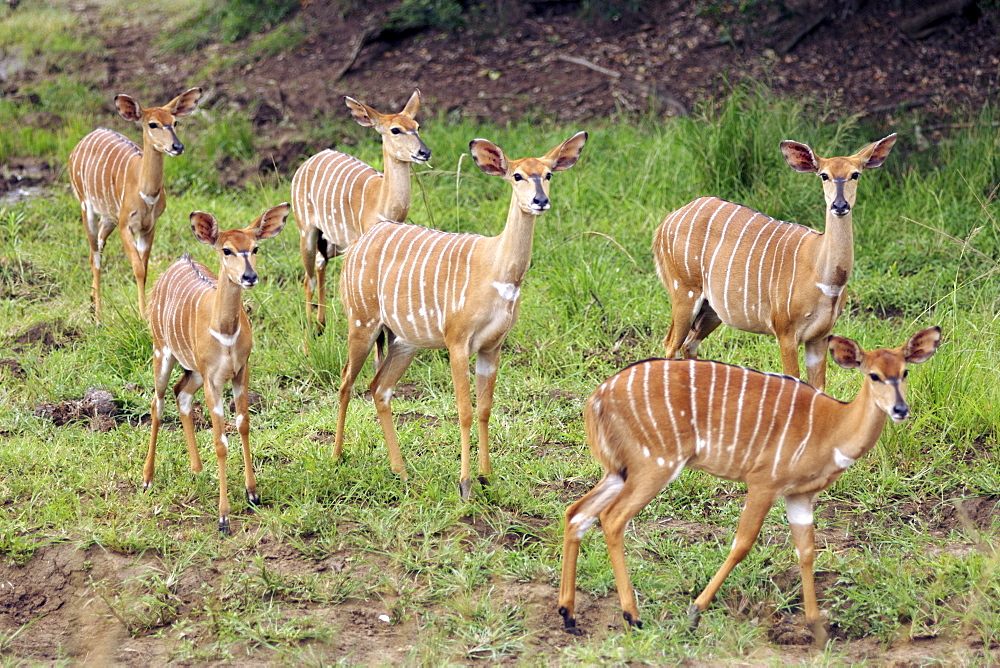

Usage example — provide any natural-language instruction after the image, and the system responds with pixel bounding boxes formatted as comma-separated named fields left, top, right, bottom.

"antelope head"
left=780, top=133, right=897, bottom=218
left=346, top=89, right=431, bottom=164
left=469, top=131, right=588, bottom=216
left=190, top=204, right=290, bottom=289
left=829, top=326, right=941, bottom=422
left=115, top=87, right=203, bottom=157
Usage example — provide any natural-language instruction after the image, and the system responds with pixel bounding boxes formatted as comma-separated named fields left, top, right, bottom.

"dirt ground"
left=4, top=0, right=999, bottom=193
left=2, top=1, right=1000, bottom=663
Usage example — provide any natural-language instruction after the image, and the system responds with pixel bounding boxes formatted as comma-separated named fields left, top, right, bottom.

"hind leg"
left=680, top=301, right=722, bottom=359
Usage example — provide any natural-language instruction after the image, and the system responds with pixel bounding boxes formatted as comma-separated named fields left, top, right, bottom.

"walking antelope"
left=558, top=326, right=941, bottom=641
left=291, top=89, right=431, bottom=331
left=334, top=132, right=588, bottom=499
left=653, top=134, right=897, bottom=391
left=144, top=204, right=289, bottom=533
left=68, top=87, right=203, bottom=320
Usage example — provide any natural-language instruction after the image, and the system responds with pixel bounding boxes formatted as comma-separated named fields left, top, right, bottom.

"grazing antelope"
left=653, top=134, right=897, bottom=391
left=558, top=326, right=941, bottom=641
left=144, top=204, right=289, bottom=533
left=334, top=132, right=588, bottom=498
left=291, top=89, right=431, bottom=331
left=68, top=87, right=203, bottom=320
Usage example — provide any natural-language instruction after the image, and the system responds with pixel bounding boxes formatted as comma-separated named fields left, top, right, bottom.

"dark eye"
left=902, top=369, right=908, bottom=379
left=869, top=373, right=881, bottom=382
left=148, top=123, right=159, bottom=129
left=513, top=174, right=523, bottom=182
left=252, top=247, right=259, bottom=255
left=391, top=127, right=401, bottom=135
left=222, top=248, right=233, bottom=256
left=545, top=173, right=552, bottom=180
left=820, top=173, right=830, bottom=181
left=851, top=172, right=860, bottom=180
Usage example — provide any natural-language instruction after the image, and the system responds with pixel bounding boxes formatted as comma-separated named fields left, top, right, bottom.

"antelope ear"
left=829, top=335, right=865, bottom=369
left=190, top=211, right=220, bottom=246
left=401, top=89, right=421, bottom=118
left=345, top=96, right=378, bottom=128
left=250, top=203, right=290, bottom=241
left=902, top=326, right=941, bottom=364
left=855, top=133, right=897, bottom=170
left=470, top=139, right=508, bottom=177
left=168, top=87, right=203, bottom=118
left=544, top=131, right=588, bottom=172
left=115, top=94, right=142, bottom=122
left=780, top=140, right=819, bottom=173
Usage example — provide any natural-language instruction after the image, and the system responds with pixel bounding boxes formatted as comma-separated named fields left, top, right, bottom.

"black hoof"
left=458, top=479, right=472, bottom=500
left=559, top=606, right=583, bottom=635
left=477, top=474, right=490, bottom=487
left=623, top=611, right=643, bottom=629
left=246, top=489, right=261, bottom=508
left=218, top=517, right=230, bottom=535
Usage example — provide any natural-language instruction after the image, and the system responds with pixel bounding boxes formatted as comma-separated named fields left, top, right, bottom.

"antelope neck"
left=812, top=209, right=854, bottom=289
left=377, top=144, right=412, bottom=224
left=489, top=196, right=538, bottom=286
left=209, top=269, right=246, bottom=337
left=827, top=382, right=888, bottom=462
left=137, top=136, right=166, bottom=203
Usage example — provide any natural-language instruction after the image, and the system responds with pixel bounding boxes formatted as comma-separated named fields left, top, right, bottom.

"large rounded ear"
left=544, top=131, right=588, bottom=172
left=470, top=139, right=507, bottom=177
left=250, top=203, right=290, bottom=241
left=191, top=211, right=220, bottom=246
left=345, top=96, right=378, bottom=128
left=168, top=87, right=203, bottom=118
left=114, top=94, right=142, bottom=122
left=854, top=133, right=897, bottom=170
left=401, top=89, right=421, bottom=118
left=902, top=326, right=941, bottom=364
left=829, top=335, right=865, bottom=369
left=780, top=140, right=819, bottom=173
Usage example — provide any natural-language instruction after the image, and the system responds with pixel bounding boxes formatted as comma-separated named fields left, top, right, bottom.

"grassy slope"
left=1, top=2, right=999, bottom=664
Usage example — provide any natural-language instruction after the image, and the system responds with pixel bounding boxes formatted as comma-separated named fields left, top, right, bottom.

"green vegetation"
left=1, top=4, right=998, bottom=664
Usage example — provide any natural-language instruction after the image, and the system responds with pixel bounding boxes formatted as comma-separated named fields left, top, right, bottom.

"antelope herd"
left=68, top=87, right=941, bottom=643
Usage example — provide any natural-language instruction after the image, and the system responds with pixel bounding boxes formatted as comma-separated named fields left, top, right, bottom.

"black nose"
left=243, top=270, right=258, bottom=286
left=173, top=141, right=185, bottom=155
left=831, top=198, right=850, bottom=217
left=533, top=195, right=550, bottom=210
left=417, top=145, right=431, bottom=161
left=892, top=403, right=909, bottom=420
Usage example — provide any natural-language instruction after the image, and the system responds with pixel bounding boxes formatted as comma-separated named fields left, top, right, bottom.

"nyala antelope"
left=558, top=326, right=940, bottom=643
left=144, top=204, right=289, bottom=533
left=653, top=134, right=897, bottom=391
left=291, top=89, right=431, bottom=332
left=68, top=87, right=203, bottom=320
left=334, top=132, right=588, bottom=499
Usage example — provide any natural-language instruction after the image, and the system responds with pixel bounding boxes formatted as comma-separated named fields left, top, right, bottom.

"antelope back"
left=291, top=149, right=381, bottom=248
left=587, top=358, right=836, bottom=482
left=654, top=196, right=821, bottom=332
left=68, top=129, right=142, bottom=219
left=147, top=255, right=218, bottom=371
left=341, top=221, right=485, bottom=348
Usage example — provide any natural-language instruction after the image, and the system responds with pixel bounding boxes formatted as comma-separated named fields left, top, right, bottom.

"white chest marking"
left=140, top=190, right=160, bottom=207
left=210, top=327, right=240, bottom=347
left=816, top=282, right=845, bottom=297
left=833, top=447, right=855, bottom=469
left=492, top=281, right=520, bottom=302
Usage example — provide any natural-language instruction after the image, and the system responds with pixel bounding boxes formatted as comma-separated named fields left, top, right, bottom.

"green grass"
left=1, top=62, right=999, bottom=663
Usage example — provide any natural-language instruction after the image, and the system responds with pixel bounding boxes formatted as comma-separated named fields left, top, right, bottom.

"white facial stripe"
left=816, top=282, right=845, bottom=297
